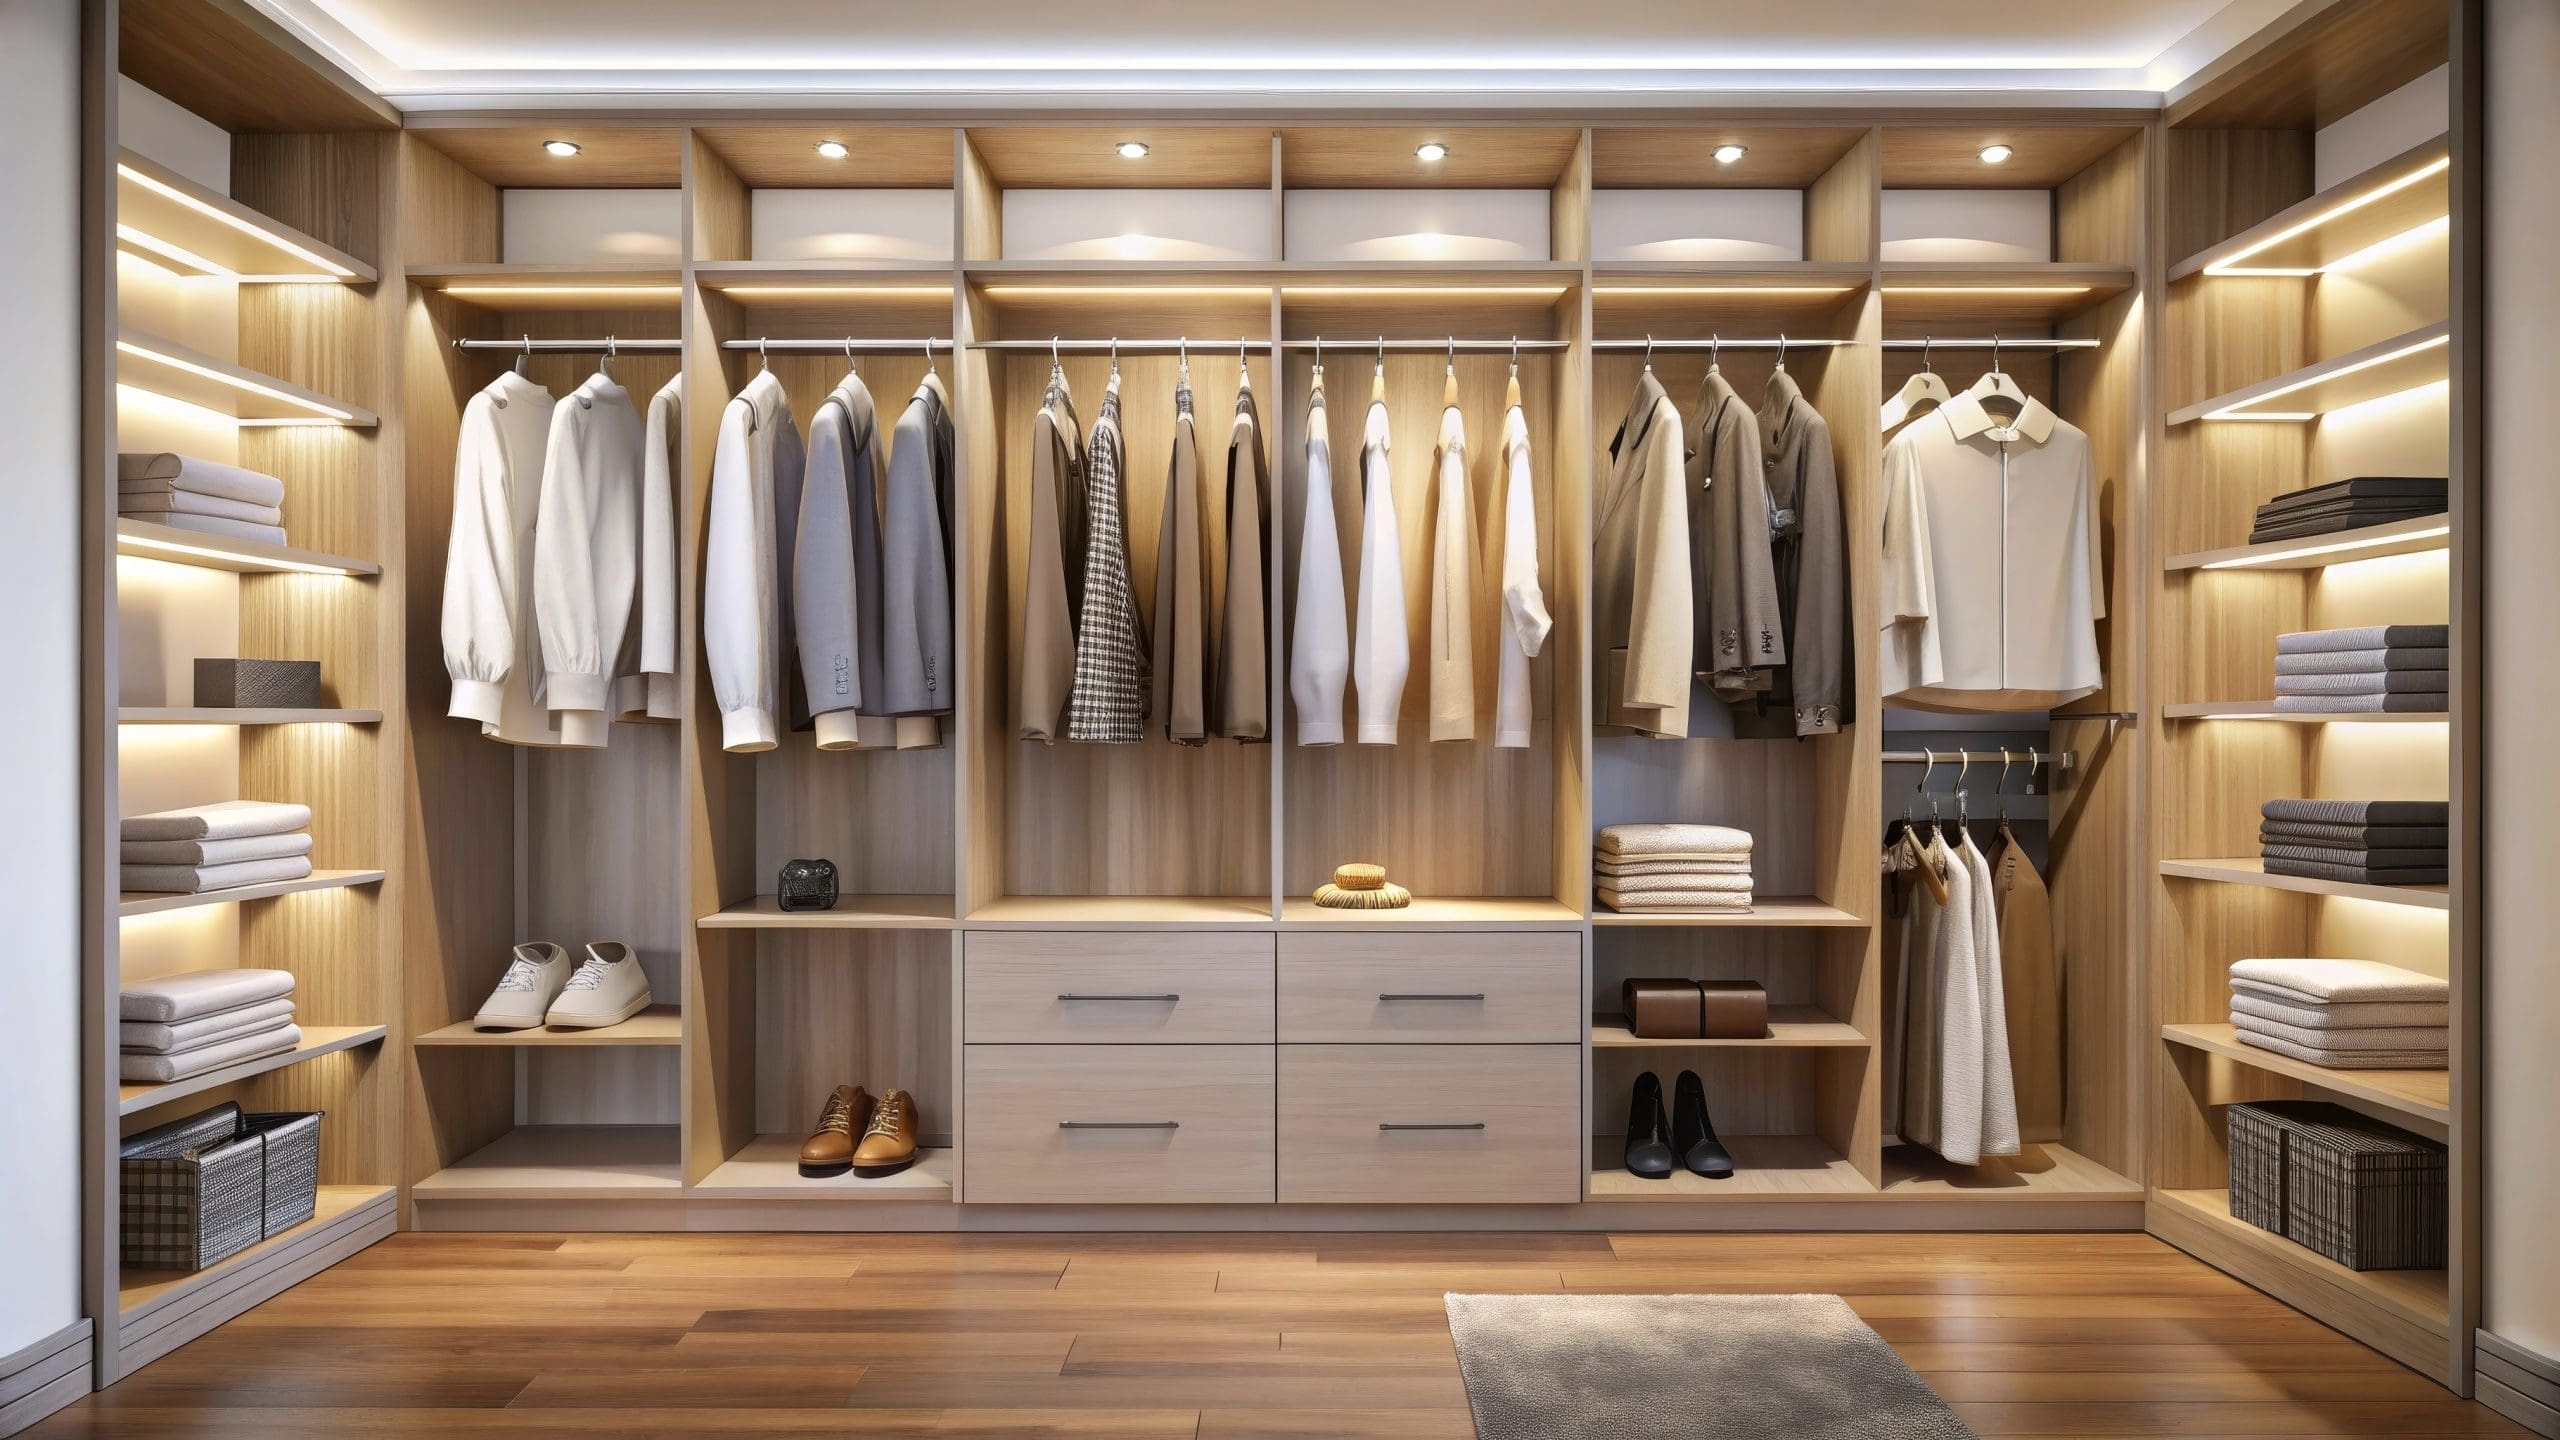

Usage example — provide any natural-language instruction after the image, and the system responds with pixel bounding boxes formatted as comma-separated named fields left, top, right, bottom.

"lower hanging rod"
left=721, top=338, right=949, bottom=352
left=1593, top=337, right=1855, bottom=351
left=1885, top=749, right=2070, bottom=767
left=1884, top=337, right=2101, bottom=350
left=451, top=337, right=680, bottom=353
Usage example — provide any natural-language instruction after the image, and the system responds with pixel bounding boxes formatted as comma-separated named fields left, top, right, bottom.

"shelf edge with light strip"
left=114, top=331, right=377, bottom=428
left=114, top=150, right=374, bottom=284
left=2174, top=134, right=2452, bottom=280
left=2167, top=324, right=2450, bottom=425
left=2165, top=514, right=2451, bottom=572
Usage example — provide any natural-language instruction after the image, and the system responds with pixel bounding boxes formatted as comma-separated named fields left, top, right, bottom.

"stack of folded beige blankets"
left=122, top=800, right=314, bottom=894
left=2228, top=957, right=2448, bottom=1071
left=120, top=968, right=300, bottom=1083
left=1596, top=823, right=1753, bottom=914
left=120, top=453, right=287, bottom=546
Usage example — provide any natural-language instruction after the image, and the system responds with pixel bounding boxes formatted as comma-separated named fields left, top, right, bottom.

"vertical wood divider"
left=1267, top=132, right=1288, bottom=920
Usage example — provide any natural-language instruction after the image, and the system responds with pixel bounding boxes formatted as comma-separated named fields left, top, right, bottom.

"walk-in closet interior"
left=57, top=0, right=2520, bottom=1421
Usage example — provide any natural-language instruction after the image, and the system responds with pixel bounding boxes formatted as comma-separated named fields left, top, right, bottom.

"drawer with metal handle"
left=964, top=1045, right=1274, bottom=1204
left=965, top=931, right=1273, bottom=1043
left=1277, top=1044, right=1580, bottom=1203
left=1278, top=933, right=1579, bottom=1043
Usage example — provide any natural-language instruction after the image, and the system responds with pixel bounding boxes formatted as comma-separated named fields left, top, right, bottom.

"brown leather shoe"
left=797, top=1085, right=871, bottom=1177
left=851, top=1088, right=918, bottom=1177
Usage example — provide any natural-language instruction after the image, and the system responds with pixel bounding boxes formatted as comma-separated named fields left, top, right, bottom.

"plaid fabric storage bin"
left=2225, top=1101, right=2446, bottom=1272
left=2226, top=1103, right=2288, bottom=1235
left=120, top=1103, right=324, bottom=1272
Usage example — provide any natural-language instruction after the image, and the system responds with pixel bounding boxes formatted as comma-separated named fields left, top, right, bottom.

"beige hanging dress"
left=1991, top=827, right=2065, bottom=1143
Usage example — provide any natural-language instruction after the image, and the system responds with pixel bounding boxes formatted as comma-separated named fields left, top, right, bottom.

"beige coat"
left=1687, top=371, right=1784, bottom=698
left=1152, top=382, right=1210, bottom=744
left=1991, top=831, right=2063, bottom=1143
left=1428, top=402, right=1477, bottom=742
left=1211, top=386, right=1268, bottom=741
left=1745, top=369, right=1848, bottom=737
left=1013, top=380, right=1083, bottom=741
left=1592, top=373, right=1693, bottom=738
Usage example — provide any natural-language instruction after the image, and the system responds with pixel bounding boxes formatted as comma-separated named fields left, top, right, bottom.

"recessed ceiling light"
left=1116, top=141, right=1149, bottom=159
left=814, top=140, right=849, bottom=160
left=542, top=139, right=581, bottom=158
left=1712, top=144, right=1748, bottom=165
left=1979, top=143, right=2014, bottom=165
left=1416, top=142, right=1450, bottom=162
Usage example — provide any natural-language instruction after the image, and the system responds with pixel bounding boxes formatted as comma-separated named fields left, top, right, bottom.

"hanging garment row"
left=1596, top=355, right=1846, bottom=740
left=706, top=356, right=956, bottom=753
left=1880, top=342, right=2108, bottom=712
left=441, top=352, right=682, bottom=749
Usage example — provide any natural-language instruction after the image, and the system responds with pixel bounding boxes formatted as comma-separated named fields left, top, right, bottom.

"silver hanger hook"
left=1446, top=335, right=1455, bottom=373
left=1996, top=747, right=2014, bottom=821
left=758, top=336, right=769, bottom=372
left=1510, top=334, right=1518, bottom=375
left=1375, top=335, right=1385, bottom=373
left=1109, top=335, right=1119, bottom=378
left=1240, top=334, right=1248, bottom=367
left=1644, top=334, right=1654, bottom=371
left=1955, top=750, right=1971, bottom=825
left=1050, top=334, right=1060, bottom=369
left=1710, top=333, right=1720, bottom=370
left=1311, top=335, right=1320, bottom=374
left=1923, top=335, right=1934, bottom=373
left=1777, top=332, right=1789, bottom=369
left=923, top=335, right=934, bottom=373
left=1179, top=335, right=1188, bottom=376
left=1992, top=332, right=2004, bottom=374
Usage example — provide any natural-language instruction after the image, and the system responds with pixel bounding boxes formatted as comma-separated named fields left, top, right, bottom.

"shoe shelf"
left=692, top=1135, right=955, bottom=1201
left=117, top=868, right=385, bottom=917
left=2161, top=513, right=2451, bottom=572
left=118, top=1025, right=388, bottom=1116
left=412, top=1005, right=682, bottom=1047
left=114, top=518, right=379, bottom=577
left=1592, top=898, right=1867, bottom=928
left=116, top=1184, right=396, bottom=1366
left=699, top=894, right=957, bottom=930
left=2162, top=1022, right=2451, bottom=1134
left=118, top=707, right=383, bottom=725
left=1590, top=1006, right=1866, bottom=1049
left=2160, top=858, right=2450, bottom=909
left=1587, top=1134, right=1871, bottom=1199
left=411, top=1126, right=683, bottom=1200
left=2161, top=703, right=2450, bottom=723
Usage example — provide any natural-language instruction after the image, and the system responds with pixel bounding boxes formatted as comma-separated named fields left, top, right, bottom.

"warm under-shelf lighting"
left=2203, top=156, right=2452, bottom=276
left=115, top=529, right=363, bottom=576
left=1595, top=284, right=1854, bottom=298
left=1883, top=284, right=2091, bottom=298
left=115, top=339, right=358, bottom=424
left=1281, top=284, right=1568, bottom=299
left=115, top=162, right=359, bottom=280
left=979, top=284, right=1272, bottom=299
left=712, top=283, right=953, bottom=298
left=117, top=224, right=244, bottom=281
left=2200, top=523, right=2451, bottom=569
left=2199, top=332, right=2451, bottom=421
left=438, top=284, right=684, bottom=302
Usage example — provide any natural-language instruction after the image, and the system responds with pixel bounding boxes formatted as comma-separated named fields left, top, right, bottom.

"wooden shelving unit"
left=1590, top=1007, right=1865, bottom=1049
left=116, top=1025, right=388, bottom=1115
left=113, top=518, right=377, bottom=576
left=2149, top=1188, right=2450, bottom=1382
left=116, top=868, right=386, bottom=917
left=411, top=1127, right=684, bottom=1200
left=408, top=262, right=685, bottom=312
left=412, top=1006, right=684, bottom=1047
left=692, top=1137, right=956, bottom=1201
left=113, top=1184, right=396, bottom=1371
left=2162, top=1022, right=2450, bottom=1133
left=2166, top=320, right=2450, bottom=424
left=118, top=707, right=382, bottom=725
left=2163, top=513, right=2450, bottom=572
left=115, top=328, right=379, bottom=426
left=2160, top=858, right=2450, bottom=909
left=1587, top=1135, right=1872, bottom=1199
left=1592, top=898, right=1865, bottom=928
left=2171, top=134, right=2450, bottom=280
left=114, top=149, right=375, bottom=282
left=1877, top=262, right=2136, bottom=324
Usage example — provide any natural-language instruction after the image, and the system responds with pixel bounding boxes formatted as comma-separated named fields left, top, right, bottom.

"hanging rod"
left=450, top=337, right=680, bottom=353
left=1885, top=749, right=2071, bottom=767
left=1592, top=338, right=1856, bottom=351
left=959, top=338, right=1572, bottom=353
left=1882, top=338, right=2101, bottom=350
left=720, top=338, right=949, bottom=352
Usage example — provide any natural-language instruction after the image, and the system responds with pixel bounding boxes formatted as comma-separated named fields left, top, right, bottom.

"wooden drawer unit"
left=963, top=1045, right=1275, bottom=1204
left=1277, top=1044, right=1580, bottom=1204
left=965, top=931, right=1274, bottom=1044
left=1276, top=932, right=1579, bottom=1043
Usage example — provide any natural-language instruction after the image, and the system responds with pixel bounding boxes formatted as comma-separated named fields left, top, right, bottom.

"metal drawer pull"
left=1377, top=992, right=1485, bottom=1002
left=1059, top=1120, right=1181, bottom=1130
left=1056, top=993, right=1180, bottom=1002
left=1379, top=1122, right=1487, bottom=1132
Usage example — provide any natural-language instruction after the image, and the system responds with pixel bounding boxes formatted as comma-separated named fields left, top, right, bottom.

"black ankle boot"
left=1673, top=1070, right=1736, bottom=1180
left=1623, top=1072, right=1674, bottom=1179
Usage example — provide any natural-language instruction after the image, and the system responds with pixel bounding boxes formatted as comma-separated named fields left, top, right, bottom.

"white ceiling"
left=249, top=0, right=2295, bottom=109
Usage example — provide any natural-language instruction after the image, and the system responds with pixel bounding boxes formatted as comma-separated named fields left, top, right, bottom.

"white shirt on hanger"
left=1351, top=397, right=1408, bottom=744
left=1494, top=399, right=1549, bottom=748
left=533, top=371, right=644, bottom=749
left=1290, top=384, right=1349, bottom=744
left=704, top=368, right=803, bottom=752
left=442, top=369, right=582, bottom=748
left=618, top=373, right=683, bottom=722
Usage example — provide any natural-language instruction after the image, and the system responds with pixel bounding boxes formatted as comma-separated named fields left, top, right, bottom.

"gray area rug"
left=1444, top=1292, right=1976, bottom=1440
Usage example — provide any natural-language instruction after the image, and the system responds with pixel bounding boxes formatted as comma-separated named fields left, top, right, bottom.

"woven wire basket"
left=2226, top=1102, right=2288, bottom=1235
left=120, top=1105, right=324, bottom=1272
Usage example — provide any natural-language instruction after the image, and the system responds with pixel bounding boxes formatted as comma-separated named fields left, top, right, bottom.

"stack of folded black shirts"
left=2273, top=625, right=2448, bottom=714
left=2249, top=476, right=2446, bottom=544
left=2260, top=798, right=2449, bottom=886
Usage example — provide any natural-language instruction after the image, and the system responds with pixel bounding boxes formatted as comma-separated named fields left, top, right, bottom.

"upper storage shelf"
left=2167, top=321, right=2449, bottom=424
left=410, top=263, right=682, bottom=312
left=117, top=329, right=379, bottom=427
left=116, top=150, right=374, bottom=283
left=2172, top=135, right=2450, bottom=279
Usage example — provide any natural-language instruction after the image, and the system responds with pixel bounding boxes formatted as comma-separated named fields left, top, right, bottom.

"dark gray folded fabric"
left=2263, top=856, right=2447, bottom=885
left=2276, top=626, right=2450, bottom=655
left=2274, top=670, right=2451, bottom=695
left=2273, top=693, right=2448, bottom=713
left=2262, top=821, right=2450, bottom=847
left=2257, top=477, right=2447, bottom=511
left=2275, top=648, right=2450, bottom=674
left=2249, top=511, right=2447, bottom=543
left=2263, top=799, right=2451, bottom=826
left=2263, top=843, right=2449, bottom=867
left=2253, top=498, right=2445, bottom=524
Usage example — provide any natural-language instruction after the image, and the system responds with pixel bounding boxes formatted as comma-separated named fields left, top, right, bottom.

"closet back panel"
left=1277, top=349, right=1559, bottom=897
left=992, top=349, right=1274, bottom=899
left=751, top=931, right=953, bottom=1142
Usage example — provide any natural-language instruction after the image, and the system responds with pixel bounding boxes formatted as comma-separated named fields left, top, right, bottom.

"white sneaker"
left=474, top=942, right=571, bottom=1030
left=545, top=941, right=652, bottom=1028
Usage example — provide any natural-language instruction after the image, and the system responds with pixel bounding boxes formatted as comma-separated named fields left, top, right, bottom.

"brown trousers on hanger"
left=1992, top=833, right=2064, bottom=1144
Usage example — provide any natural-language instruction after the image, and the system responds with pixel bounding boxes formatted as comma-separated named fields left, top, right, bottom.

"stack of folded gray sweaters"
left=120, top=968, right=300, bottom=1083
left=2227, top=957, right=2447, bottom=1071
left=122, top=800, right=314, bottom=894
left=2261, top=798, right=2449, bottom=886
left=2273, top=625, right=2448, bottom=714
left=119, top=453, right=287, bottom=546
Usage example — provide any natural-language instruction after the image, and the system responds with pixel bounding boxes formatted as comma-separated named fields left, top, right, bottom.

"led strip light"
left=2199, top=332, right=2449, bottom=422
left=115, top=338, right=360, bottom=425
left=2202, top=156, right=2451, bottom=277
left=116, top=162, right=359, bottom=281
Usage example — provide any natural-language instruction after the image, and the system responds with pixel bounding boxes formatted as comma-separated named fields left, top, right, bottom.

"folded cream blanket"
left=2229, top=958, right=2448, bottom=1004
left=119, top=1023, right=301, bottom=1083
left=138, top=511, right=287, bottom=546
left=120, top=967, right=295, bottom=1022
left=1596, top=857, right=1754, bottom=877
left=120, top=996, right=297, bottom=1055
left=116, top=490, right=285, bottom=525
left=2236, top=1029, right=2447, bottom=1071
left=118, top=453, right=288, bottom=508
left=2229, top=992, right=2449, bottom=1030
left=1599, top=888, right=1754, bottom=911
left=2231, top=1014, right=2449, bottom=1051
left=121, top=800, right=313, bottom=843
left=122, top=855, right=314, bottom=894
left=1597, top=823, right=1753, bottom=858
left=120, top=831, right=313, bottom=867
left=1600, top=871, right=1755, bottom=895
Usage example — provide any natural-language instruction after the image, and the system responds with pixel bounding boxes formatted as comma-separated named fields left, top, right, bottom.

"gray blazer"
left=1743, top=368, right=1848, bottom=737
left=880, top=373, right=955, bottom=717
left=1688, top=370, right=1785, bottom=698
left=793, top=374, right=887, bottom=737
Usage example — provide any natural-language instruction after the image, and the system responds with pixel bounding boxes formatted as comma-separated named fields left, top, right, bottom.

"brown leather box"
left=1621, top=978, right=1701, bottom=1039
left=1700, top=980, right=1770, bottom=1039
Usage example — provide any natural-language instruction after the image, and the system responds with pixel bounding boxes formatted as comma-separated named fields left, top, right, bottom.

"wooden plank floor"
left=32, top=1231, right=2530, bottom=1438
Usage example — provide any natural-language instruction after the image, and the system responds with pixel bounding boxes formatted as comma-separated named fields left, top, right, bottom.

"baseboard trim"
left=2479, top=1331, right=2560, bottom=1438
left=0, top=1320, right=92, bottom=1438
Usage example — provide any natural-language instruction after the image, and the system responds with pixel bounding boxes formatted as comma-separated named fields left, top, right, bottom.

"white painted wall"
left=0, top=0, right=90, bottom=1360
left=1285, top=190, right=1550, bottom=263
left=750, top=189, right=951, bottom=262
left=2483, top=0, right=2560, bottom=1369
left=2316, top=65, right=2450, bottom=188
left=501, top=189, right=683, bottom=263
left=1589, top=190, right=1801, bottom=262
left=1878, top=190, right=2051, bottom=262
left=1004, top=188, right=1271, bottom=262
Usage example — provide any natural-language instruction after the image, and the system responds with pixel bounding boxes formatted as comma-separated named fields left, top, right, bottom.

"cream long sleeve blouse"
left=1351, top=397, right=1409, bottom=744
left=1494, top=400, right=1550, bottom=748
left=532, top=372, right=644, bottom=748
left=616, top=373, right=683, bottom=722
left=1290, top=385, right=1349, bottom=745
left=704, top=368, right=803, bottom=752
left=1427, top=401, right=1477, bottom=743
left=443, top=370, right=581, bottom=748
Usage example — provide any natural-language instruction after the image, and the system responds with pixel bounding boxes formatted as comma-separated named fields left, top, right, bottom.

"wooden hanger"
left=1882, top=335, right=1952, bottom=431
left=1442, top=336, right=1459, bottom=409
left=1896, top=753, right=1952, bottom=906
left=1504, top=336, right=1521, bottom=411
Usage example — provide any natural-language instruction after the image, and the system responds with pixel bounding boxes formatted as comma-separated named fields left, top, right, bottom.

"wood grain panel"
left=1280, top=128, right=1581, bottom=189
left=1277, top=932, right=1579, bottom=1044
left=962, top=1045, right=1277, bottom=1203
left=695, top=126, right=957, bottom=188
left=1277, top=1044, right=1580, bottom=1203
left=751, top=929, right=955, bottom=1142
left=2167, top=0, right=2452, bottom=130
left=2159, top=131, right=2314, bottom=269
left=1808, top=130, right=1881, bottom=264
left=1592, top=126, right=1868, bottom=190
left=116, top=0, right=396, bottom=132
left=969, top=127, right=1274, bottom=190
left=412, top=125, right=685, bottom=189
left=1882, top=126, right=2140, bottom=189
left=965, top=931, right=1275, bottom=1044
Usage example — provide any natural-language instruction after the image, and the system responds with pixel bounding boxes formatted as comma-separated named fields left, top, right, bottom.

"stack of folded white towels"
left=1596, top=823, right=1754, bottom=914
left=120, top=968, right=300, bottom=1084
left=2228, top=957, right=2449, bottom=1071
left=122, top=800, right=314, bottom=894
left=119, top=453, right=287, bottom=546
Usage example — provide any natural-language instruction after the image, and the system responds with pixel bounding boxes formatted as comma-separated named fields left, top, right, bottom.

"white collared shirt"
left=1881, top=391, right=2105, bottom=711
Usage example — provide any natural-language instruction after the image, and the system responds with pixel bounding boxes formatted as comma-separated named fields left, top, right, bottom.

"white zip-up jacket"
left=1495, top=400, right=1550, bottom=748
left=443, top=370, right=581, bottom=748
left=1427, top=401, right=1476, bottom=742
left=1351, top=397, right=1408, bottom=744
left=533, top=372, right=643, bottom=749
left=616, top=374, right=682, bottom=722
left=1289, top=384, right=1348, bottom=745
left=704, top=368, right=803, bottom=752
